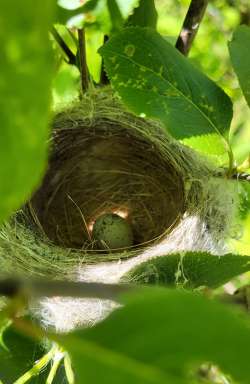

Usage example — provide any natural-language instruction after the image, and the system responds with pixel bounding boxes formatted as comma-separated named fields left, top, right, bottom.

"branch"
left=77, top=28, right=89, bottom=92
left=175, top=0, right=209, bottom=56
left=100, top=35, right=110, bottom=85
left=231, top=172, right=250, bottom=182
left=219, top=285, right=250, bottom=312
left=0, top=278, right=134, bottom=301
left=213, top=168, right=250, bottom=183
left=51, top=26, right=76, bottom=66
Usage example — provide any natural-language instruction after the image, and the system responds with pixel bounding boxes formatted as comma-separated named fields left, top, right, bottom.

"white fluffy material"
left=38, top=297, right=119, bottom=332
left=38, top=214, right=228, bottom=332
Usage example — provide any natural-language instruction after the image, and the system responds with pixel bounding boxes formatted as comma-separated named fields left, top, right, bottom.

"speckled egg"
left=92, top=213, right=134, bottom=250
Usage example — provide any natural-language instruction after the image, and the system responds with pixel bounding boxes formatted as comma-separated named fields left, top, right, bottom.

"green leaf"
left=125, top=252, right=250, bottom=288
left=233, top=182, right=250, bottom=255
left=229, top=25, right=250, bottom=108
left=99, top=27, right=233, bottom=155
left=107, top=0, right=124, bottom=33
left=60, top=336, right=184, bottom=384
left=105, top=0, right=140, bottom=34
left=0, top=1, right=54, bottom=223
left=115, top=0, right=140, bottom=20
left=126, top=0, right=158, bottom=29
left=58, top=288, right=250, bottom=384
left=239, top=182, right=250, bottom=220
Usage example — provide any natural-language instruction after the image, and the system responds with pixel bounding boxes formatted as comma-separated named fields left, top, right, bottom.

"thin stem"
left=0, top=278, right=135, bottom=301
left=175, top=0, right=209, bottom=56
left=64, top=353, right=75, bottom=384
left=77, top=28, right=89, bottom=92
left=227, top=144, right=235, bottom=177
left=51, top=26, right=76, bottom=65
left=46, top=349, right=64, bottom=384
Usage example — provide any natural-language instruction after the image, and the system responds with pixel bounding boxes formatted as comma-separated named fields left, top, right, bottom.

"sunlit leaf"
left=229, top=25, right=250, bottom=108
left=125, top=252, right=250, bottom=288
left=126, top=0, right=158, bottom=29
left=99, top=27, right=233, bottom=155
left=232, top=182, right=250, bottom=255
left=107, top=0, right=124, bottom=33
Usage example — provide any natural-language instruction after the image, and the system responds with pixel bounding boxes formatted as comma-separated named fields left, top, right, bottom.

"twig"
left=175, top=0, right=209, bottom=56
left=213, top=169, right=250, bottom=183
left=100, top=35, right=110, bottom=85
left=77, top=28, right=89, bottom=92
left=0, top=278, right=134, bottom=301
left=51, top=26, right=76, bottom=65
left=231, top=172, right=250, bottom=182
left=219, top=285, right=250, bottom=312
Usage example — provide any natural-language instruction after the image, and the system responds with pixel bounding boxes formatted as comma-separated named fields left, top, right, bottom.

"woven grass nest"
left=0, top=88, right=236, bottom=280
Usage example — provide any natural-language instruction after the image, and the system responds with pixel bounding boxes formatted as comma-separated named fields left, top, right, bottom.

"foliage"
left=126, top=0, right=158, bottom=29
left=126, top=251, right=250, bottom=288
left=99, top=27, right=233, bottom=156
left=0, top=0, right=54, bottom=224
left=0, top=0, right=250, bottom=383
left=0, top=327, right=49, bottom=384
left=59, top=288, right=250, bottom=384
left=1, top=288, right=250, bottom=383
left=229, top=25, right=250, bottom=108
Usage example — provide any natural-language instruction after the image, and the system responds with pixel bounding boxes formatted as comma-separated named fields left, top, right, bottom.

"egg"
left=92, top=213, right=134, bottom=250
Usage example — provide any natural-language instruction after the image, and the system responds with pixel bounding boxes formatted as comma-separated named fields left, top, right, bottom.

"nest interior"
left=28, top=94, right=185, bottom=251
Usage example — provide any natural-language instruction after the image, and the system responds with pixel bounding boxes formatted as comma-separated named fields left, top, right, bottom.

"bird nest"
left=0, top=88, right=237, bottom=278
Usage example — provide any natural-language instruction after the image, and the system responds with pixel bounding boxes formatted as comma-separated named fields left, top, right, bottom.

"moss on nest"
left=0, top=87, right=237, bottom=279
